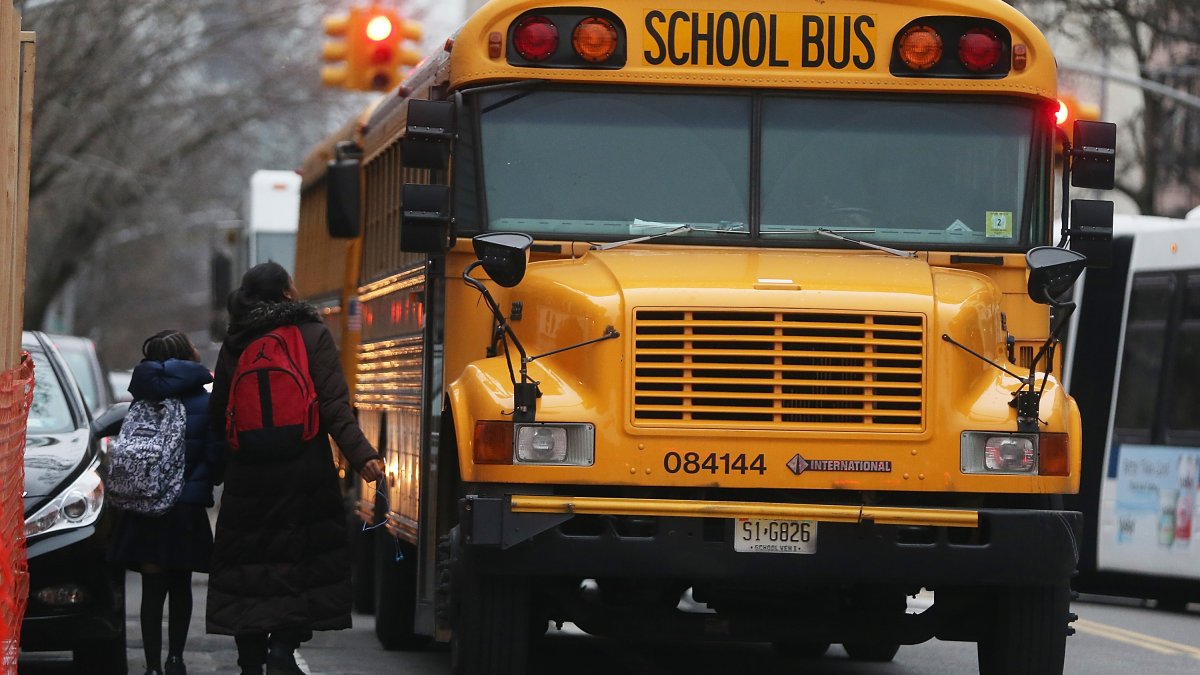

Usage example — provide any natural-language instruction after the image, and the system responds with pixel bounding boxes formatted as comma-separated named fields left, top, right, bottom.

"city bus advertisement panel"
left=1099, top=445, right=1200, bottom=578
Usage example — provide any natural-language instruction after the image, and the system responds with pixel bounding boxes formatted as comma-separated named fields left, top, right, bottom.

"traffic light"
left=321, top=11, right=354, bottom=89
left=1056, top=94, right=1102, bottom=147
left=321, top=6, right=425, bottom=92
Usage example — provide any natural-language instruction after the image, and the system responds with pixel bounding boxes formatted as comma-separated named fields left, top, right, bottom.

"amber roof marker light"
left=898, top=25, right=943, bottom=71
left=572, top=17, right=618, bottom=63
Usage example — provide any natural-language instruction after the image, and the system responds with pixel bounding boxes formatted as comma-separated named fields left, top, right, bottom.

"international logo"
left=787, top=453, right=892, bottom=476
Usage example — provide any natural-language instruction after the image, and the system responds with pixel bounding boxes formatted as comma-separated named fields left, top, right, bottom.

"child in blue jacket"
left=109, top=330, right=224, bottom=675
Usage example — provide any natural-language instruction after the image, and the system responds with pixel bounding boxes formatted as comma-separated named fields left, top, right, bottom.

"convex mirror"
left=1026, top=246, right=1087, bottom=305
left=472, top=232, right=533, bottom=287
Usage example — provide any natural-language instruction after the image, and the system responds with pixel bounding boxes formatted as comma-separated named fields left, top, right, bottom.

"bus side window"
left=1166, top=272, right=1200, bottom=445
left=1113, top=273, right=1175, bottom=444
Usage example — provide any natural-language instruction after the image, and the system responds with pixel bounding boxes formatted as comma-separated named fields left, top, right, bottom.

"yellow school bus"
left=294, top=1, right=1118, bottom=673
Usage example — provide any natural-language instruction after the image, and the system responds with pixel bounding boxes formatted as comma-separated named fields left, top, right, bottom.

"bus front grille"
left=632, top=309, right=925, bottom=431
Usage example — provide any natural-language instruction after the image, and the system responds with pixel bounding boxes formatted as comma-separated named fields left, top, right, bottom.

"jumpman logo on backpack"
left=252, top=344, right=270, bottom=363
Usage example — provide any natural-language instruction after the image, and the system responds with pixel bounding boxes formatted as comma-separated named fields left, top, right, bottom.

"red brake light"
left=513, top=16, right=558, bottom=62
left=1055, top=99, right=1070, bottom=126
left=958, top=28, right=1002, bottom=72
left=898, top=26, right=943, bottom=71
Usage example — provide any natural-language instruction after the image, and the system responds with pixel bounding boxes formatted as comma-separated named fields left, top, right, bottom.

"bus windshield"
left=474, top=88, right=1046, bottom=249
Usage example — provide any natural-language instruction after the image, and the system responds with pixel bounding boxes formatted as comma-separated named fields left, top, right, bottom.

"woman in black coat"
left=109, top=330, right=224, bottom=675
left=206, top=262, right=384, bottom=675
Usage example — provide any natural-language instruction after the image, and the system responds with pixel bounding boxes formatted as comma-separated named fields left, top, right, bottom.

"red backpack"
left=226, top=325, right=319, bottom=455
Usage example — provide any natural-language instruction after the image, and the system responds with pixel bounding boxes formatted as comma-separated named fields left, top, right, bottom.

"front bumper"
left=21, top=525, right=124, bottom=651
left=459, top=494, right=1081, bottom=588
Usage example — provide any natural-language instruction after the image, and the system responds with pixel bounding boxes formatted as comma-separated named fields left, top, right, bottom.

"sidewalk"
left=121, top=572, right=449, bottom=675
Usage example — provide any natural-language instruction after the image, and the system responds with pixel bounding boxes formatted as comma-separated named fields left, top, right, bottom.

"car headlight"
left=24, top=459, right=105, bottom=538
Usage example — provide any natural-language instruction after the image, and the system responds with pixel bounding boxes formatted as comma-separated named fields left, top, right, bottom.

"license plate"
left=734, top=518, right=817, bottom=554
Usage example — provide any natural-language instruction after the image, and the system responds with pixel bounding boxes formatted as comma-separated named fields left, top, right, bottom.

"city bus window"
left=1166, top=271, right=1200, bottom=444
left=761, top=97, right=1037, bottom=247
left=1114, top=273, right=1175, bottom=443
left=477, top=89, right=751, bottom=236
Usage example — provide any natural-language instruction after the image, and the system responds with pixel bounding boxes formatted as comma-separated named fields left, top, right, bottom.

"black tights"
left=140, top=569, right=193, bottom=669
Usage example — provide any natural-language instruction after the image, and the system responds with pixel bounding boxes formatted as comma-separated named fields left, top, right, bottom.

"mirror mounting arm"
left=1059, top=133, right=1072, bottom=247
left=940, top=334, right=1027, bottom=381
left=525, top=327, right=621, bottom=364
left=463, top=261, right=540, bottom=421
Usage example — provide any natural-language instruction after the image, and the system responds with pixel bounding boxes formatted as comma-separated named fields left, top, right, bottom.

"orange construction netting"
left=0, top=354, right=32, bottom=673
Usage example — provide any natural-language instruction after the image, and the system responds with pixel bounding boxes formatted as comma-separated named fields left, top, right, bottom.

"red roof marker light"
left=958, top=28, right=1002, bottom=72
left=513, top=16, right=558, bottom=62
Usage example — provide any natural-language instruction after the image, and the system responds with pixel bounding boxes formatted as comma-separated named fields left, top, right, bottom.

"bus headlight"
left=961, top=432, right=1038, bottom=475
left=515, top=423, right=594, bottom=466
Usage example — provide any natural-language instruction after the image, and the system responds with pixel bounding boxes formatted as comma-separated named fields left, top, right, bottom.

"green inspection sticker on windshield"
left=985, top=211, right=1013, bottom=238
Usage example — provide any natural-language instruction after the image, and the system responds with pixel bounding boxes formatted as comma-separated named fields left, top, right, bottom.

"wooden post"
left=0, top=11, right=33, bottom=371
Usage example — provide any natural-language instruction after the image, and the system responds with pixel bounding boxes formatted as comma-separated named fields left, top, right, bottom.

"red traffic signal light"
left=321, top=6, right=422, bottom=92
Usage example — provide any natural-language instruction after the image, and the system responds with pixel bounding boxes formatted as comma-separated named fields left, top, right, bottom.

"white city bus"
left=1064, top=210, right=1200, bottom=608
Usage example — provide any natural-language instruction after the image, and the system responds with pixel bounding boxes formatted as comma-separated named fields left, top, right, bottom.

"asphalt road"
left=16, top=574, right=1200, bottom=674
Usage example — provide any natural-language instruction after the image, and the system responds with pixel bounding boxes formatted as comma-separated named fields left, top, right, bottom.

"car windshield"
left=474, top=88, right=1046, bottom=249
left=27, top=350, right=75, bottom=434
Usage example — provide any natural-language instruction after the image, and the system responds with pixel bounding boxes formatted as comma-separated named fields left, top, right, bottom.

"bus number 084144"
left=663, top=451, right=767, bottom=475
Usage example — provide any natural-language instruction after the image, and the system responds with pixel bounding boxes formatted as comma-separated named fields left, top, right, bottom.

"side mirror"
left=1026, top=246, right=1087, bottom=305
left=1068, top=199, right=1115, bottom=268
left=472, top=232, right=533, bottom=287
left=401, top=184, right=453, bottom=253
left=326, top=141, right=362, bottom=238
left=91, top=401, right=130, bottom=440
left=401, top=99, right=456, bottom=170
left=1071, top=121, right=1117, bottom=190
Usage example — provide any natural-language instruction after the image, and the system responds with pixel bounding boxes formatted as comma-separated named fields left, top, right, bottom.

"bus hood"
left=499, top=246, right=1005, bottom=431
left=515, top=247, right=946, bottom=319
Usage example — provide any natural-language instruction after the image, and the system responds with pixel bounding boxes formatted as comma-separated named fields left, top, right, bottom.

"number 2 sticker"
left=986, top=211, right=1013, bottom=238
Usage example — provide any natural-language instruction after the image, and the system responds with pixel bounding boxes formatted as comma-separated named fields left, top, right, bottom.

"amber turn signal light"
left=474, top=420, right=514, bottom=465
left=1038, top=432, right=1070, bottom=476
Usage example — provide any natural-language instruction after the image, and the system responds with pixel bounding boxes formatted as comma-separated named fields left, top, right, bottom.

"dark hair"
left=143, top=330, right=197, bottom=362
left=227, top=261, right=292, bottom=322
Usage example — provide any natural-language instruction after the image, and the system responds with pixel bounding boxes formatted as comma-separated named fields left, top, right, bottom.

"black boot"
left=235, top=634, right=268, bottom=675
left=163, top=654, right=187, bottom=675
left=265, top=644, right=305, bottom=675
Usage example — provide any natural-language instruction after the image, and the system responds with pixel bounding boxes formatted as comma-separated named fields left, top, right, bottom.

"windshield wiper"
left=595, top=221, right=748, bottom=251
left=814, top=228, right=915, bottom=258
left=595, top=224, right=691, bottom=250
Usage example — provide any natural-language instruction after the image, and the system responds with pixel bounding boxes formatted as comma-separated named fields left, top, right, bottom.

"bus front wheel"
left=976, top=585, right=1070, bottom=675
left=449, top=530, right=531, bottom=675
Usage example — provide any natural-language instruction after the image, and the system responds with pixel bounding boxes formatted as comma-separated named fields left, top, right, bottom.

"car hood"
left=23, top=428, right=92, bottom=513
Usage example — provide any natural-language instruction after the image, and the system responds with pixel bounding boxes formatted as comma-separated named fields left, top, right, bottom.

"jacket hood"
left=128, top=358, right=213, bottom=402
left=227, top=301, right=321, bottom=351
